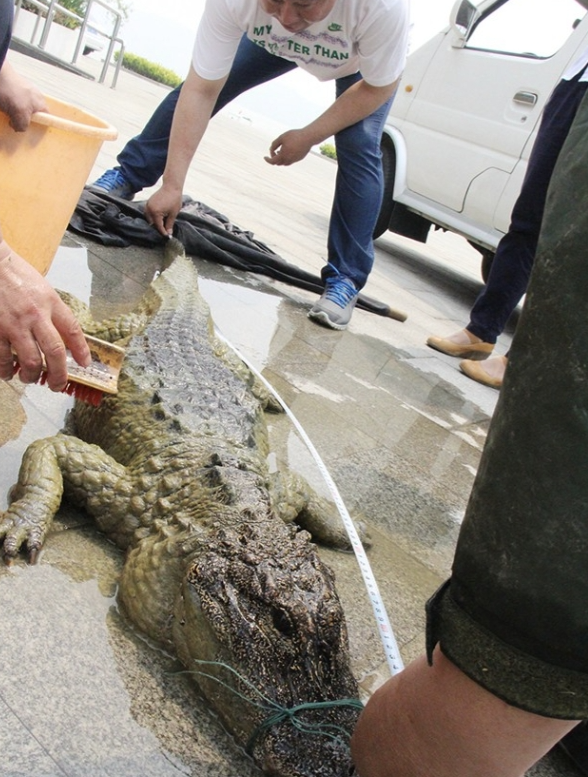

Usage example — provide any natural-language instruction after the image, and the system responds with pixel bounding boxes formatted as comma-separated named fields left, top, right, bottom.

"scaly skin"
left=0, top=242, right=361, bottom=777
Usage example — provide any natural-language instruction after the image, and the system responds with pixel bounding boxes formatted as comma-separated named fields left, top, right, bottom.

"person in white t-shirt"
left=92, top=0, right=409, bottom=330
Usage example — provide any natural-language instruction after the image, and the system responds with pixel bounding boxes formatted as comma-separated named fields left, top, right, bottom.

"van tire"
left=373, top=139, right=396, bottom=238
left=374, top=139, right=432, bottom=243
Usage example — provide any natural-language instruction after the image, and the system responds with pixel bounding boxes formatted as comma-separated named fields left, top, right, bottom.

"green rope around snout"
left=246, top=696, right=365, bottom=755
left=177, top=659, right=364, bottom=754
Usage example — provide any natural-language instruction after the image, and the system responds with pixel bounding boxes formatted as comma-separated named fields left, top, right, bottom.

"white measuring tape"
left=216, top=330, right=404, bottom=677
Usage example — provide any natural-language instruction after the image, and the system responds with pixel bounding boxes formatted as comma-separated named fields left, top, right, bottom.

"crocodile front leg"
left=0, top=434, right=133, bottom=563
left=58, top=289, right=157, bottom=344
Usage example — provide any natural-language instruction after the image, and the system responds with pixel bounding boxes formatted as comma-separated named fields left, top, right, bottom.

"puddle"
left=198, top=274, right=282, bottom=369
left=46, top=244, right=93, bottom=306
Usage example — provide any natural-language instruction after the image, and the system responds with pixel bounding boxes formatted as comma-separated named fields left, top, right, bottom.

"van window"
left=466, top=0, right=586, bottom=58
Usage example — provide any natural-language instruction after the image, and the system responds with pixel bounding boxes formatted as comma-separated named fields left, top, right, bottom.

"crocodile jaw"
left=172, top=522, right=360, bottom=777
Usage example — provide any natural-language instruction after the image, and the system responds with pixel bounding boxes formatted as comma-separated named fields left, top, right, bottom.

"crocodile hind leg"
left=270, top=471, right=370, bottom=550
left=213, top=335, right=283, bottom=412
left=0, top=433, right=134, bottom=563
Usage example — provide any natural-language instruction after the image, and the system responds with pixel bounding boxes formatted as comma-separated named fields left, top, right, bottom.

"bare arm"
left=265, top=77, right=399, bottom=166
left=144, top=66, right=228, bottom=236
left=0, top=238, right=91, bottom=391
left=0, top=61, right=47, bottom=131
left=0, top=60, right=89, bottom=389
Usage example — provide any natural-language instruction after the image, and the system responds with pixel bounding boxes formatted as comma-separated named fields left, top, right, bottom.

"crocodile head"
left=172, top=520, right=361, bottom=777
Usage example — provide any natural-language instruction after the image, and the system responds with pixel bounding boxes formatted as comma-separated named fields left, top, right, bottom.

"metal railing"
left=13, top=0, right=125, bottom=87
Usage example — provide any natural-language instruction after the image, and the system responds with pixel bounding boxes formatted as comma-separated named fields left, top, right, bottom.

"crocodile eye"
left=272, top=607, right=293, bottom=636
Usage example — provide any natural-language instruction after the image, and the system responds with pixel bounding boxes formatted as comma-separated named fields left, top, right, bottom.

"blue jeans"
left=117, top=35, right=394, bottom=289
left=467, top=69, right=588, bottom=344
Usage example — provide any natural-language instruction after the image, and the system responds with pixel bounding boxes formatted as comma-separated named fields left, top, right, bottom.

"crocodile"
left=0, top=242, right=363, bottom=777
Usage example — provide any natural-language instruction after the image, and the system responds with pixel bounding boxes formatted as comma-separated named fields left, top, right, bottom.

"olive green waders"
left=427, top=88, right=588, bottom=720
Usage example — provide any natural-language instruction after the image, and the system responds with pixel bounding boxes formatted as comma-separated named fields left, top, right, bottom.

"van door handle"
left=513, top=91, right=538, bottom=107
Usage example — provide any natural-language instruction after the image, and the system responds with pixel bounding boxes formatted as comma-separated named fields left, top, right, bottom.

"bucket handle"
left=31, top=110, right=118, bottom=141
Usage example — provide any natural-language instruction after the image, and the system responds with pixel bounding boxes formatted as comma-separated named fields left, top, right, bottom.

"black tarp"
left=70, top=189, right=406, bottom=322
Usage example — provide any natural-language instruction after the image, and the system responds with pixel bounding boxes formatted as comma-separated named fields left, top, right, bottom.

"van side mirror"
left=449, top=0, right=479, bottom=48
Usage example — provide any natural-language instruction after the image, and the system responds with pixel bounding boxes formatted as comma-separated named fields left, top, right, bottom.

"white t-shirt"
left=562, top=46, right=588, bottom=83
left=192, top=0, right=409, bottom=85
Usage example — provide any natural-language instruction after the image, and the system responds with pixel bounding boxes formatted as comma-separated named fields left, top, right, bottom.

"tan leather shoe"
left=459, top=355, right=508, bottom=389
left=426, top=329, right=494, bottom=359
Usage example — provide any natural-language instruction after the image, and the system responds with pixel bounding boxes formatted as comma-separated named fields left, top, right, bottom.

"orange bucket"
left=0, top=95, right=117, bottom=275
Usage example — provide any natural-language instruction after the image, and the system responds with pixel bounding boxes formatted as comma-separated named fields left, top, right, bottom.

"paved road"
left=0, top=47, right=575, bottom=777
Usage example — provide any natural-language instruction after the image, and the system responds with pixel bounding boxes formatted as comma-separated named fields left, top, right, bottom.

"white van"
left=375, top=0, right=588, bottom=279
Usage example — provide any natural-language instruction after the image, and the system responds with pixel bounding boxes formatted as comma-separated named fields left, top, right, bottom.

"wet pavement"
left=0, top=50, right=580, bottom=777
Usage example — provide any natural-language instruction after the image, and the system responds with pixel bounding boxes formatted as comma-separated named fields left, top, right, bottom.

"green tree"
left=22, top=0, right=131, bottom=29
left=56, top=0, right=86, bottom=28
left=319, top=142, right=337, bottom=160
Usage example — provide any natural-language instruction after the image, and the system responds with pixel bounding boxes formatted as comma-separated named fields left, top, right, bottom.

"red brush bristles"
left=12, top=362, right=105, bottom=407
left=63, top=380, right=104, bottom=406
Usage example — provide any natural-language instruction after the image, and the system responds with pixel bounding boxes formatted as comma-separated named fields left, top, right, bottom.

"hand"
left=144, top=184, right=183, bottom=237
left=0, top=246, right=91, bottom=391
left=264, top=129, right=315, bottom=166
left=0, top=63, right=47, bottom=131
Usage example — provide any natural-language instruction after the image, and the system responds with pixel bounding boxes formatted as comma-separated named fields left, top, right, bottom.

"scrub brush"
left=13, top=334, right=125, bottom=407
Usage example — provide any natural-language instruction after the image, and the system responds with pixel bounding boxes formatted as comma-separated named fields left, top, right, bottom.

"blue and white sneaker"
left=90, top=168, right=136, bottom=200
left=308, top=273, right=359, bottom=330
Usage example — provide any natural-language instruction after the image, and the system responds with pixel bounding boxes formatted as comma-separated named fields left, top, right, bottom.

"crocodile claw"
left=28, top=546, right=40, bottom=565
left=2, top=534, right=21, bottom=565
left=0, top=514, right=41, bottom=565
left=2, top=540, right=41, bottom=566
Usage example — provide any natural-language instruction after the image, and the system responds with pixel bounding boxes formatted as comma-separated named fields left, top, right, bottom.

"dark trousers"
left=467, top=68, right=588, bottom=344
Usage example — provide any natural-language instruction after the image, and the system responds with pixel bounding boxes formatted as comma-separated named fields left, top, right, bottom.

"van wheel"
left=374, top=138, right=432, bottom=242
left=373, top=139, right=396, bottom=238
